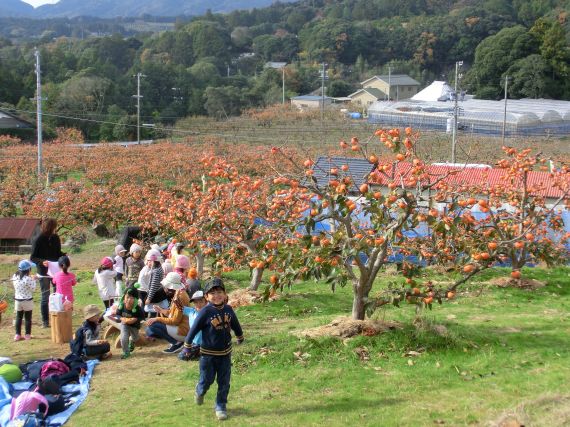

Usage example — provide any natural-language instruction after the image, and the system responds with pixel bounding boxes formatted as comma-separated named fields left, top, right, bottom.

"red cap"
left=100, top=257, right=114, bottom=269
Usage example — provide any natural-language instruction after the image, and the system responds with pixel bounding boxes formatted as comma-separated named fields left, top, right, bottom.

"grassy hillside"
left=1, top=240, right=569, bottom=426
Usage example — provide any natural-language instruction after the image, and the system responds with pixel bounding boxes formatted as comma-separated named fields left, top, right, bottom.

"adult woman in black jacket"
left=30, top=218, right=65, bottom=327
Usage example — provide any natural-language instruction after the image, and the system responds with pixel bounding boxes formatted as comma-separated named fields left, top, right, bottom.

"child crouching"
left=69, top=305, right=111, bottom=360
left=186, top=278, right=244, bottom=421
left=116, top=287, right=144, bottom=359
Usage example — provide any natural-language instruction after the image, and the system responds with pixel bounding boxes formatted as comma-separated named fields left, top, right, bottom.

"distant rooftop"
left=362, top=74, right=421, bottom=86
left=0, top=218, right=40, bottom=240
left=307, top=157, right=375, bottom=191
left=291, top=95, right=332, bottom=101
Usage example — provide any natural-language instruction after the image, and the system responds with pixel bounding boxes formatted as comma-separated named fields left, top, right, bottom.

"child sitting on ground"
left=178, top=290, right=206, bottom=361
left=69, top=305, right=111, bottom=360
left=12, top=260, right=37, bottom=341
left=186, top=268, right=202, bottom=296
left=186, top=278, right=244, bottom=421
left=115, top=287, right=144, bottom=359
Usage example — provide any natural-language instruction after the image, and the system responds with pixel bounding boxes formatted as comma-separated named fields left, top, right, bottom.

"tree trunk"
left=352, top=281, right=367, bottom=320
left=249, top=266, right=264, bottom=291
left=195, top=252, right=205, bottom=276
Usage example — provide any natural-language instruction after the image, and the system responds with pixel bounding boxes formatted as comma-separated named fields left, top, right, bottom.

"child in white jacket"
left=93, top=256, right=117, bottom=309
left=113, top=244, right=127, bottom=298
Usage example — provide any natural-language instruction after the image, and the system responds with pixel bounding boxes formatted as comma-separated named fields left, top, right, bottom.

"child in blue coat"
left=186, top=278, right=244, bottom=421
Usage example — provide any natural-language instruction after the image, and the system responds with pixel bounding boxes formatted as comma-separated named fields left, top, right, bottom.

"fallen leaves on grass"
left=489, top=277, right=546, bottom=290
left=293, top=317, right=401, bottom=339
left=227, top=288, right=280, bottom=308
left=354, top=346, right=370, bottom=362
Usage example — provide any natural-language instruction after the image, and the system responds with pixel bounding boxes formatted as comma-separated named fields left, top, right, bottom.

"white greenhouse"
left=367, top=96, right=570, bottom=137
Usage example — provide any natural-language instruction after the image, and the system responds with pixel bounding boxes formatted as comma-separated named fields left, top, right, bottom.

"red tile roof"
left=0, top=218, right=41, bottom=240
left=370, top=163, right=569, bottom=199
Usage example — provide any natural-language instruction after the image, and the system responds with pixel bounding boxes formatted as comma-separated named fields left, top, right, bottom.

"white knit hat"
left=129, top=243, right=142, bottom=254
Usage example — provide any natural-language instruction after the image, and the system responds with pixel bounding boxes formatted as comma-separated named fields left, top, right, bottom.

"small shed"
left=0, top=218, right=41, bottom=253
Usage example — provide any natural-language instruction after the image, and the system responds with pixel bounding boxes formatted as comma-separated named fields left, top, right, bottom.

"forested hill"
left=0, top=0, right=298, bottom=18
left=0, top=0, right=569, bottom=141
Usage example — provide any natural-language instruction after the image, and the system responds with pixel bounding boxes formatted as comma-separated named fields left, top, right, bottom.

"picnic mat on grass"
left=0, top=359, right=99, bottom=426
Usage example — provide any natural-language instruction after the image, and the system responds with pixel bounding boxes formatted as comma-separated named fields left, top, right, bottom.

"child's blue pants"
left=196, top=354, right=231, bottom=411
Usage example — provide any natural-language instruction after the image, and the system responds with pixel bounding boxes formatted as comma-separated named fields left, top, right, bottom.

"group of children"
left=12, top=240, right=244, bottom=421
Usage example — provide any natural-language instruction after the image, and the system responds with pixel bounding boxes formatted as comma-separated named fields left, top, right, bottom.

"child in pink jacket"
left=51, top=256, right=77, bottom=305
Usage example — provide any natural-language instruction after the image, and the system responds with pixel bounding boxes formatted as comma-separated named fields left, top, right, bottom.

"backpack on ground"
left=0, top=364, right=23, bottom=383
left=69, top=325, right=89, bottom=357
left=19, top=360, right=50, bottom=382
left=39, top=361, right=69, bottom=381
left=7, top=411, right=47, bottom=427
left=10, top=391, right=48, bottom=420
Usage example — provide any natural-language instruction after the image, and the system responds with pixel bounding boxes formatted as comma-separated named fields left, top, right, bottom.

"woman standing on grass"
left=30, top=218, right=65, bottom=328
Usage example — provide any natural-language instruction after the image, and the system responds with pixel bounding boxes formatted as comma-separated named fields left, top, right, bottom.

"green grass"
left=1, top=256, right=569, bottom=426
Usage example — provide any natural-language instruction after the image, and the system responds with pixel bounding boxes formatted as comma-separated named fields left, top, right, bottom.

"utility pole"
left=35, top=48, right=43, bottom=180
left=451, top=61, right=463, bottom=163
left=387, top=65, right=391, bottom=101
left=501, top=75, right=509, bottom=145
left=282, top=65, right=285, bottom=105
left=133, top=73, right=145, bottom=144
left=321, top=62, right=325, bottom=121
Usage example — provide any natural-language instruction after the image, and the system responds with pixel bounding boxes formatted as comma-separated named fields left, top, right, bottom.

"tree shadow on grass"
left=254, top=397, right=403, bottom=417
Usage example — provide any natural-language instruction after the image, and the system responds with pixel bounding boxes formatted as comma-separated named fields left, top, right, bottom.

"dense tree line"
left=0, top=0, right=569, bottom=141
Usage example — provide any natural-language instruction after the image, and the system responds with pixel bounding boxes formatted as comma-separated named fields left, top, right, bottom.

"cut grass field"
left=1, top=241, right=569, bottom=426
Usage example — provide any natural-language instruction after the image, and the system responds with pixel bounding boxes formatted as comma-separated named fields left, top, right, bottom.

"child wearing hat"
left=125, top=244, right=145, bottom=289
left=178, top=290, right=206, bottom=361
left=113, top=245, right=128, bottom=297
left=70, top=305, right=111, bottom=360
left=12, top=260, right=37, bottom=341
left=145, top=272, right=190, bottom=353
left=93, top=257, right=117, bottom=309
left=115, top=287, right=144, bottom=359
left=187, top=278, right=244, bottom=421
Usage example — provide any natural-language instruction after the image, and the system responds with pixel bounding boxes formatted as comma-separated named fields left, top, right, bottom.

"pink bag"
left=10, top=391, right=48, bottom=420
left=39, top=360, right=69, bottom=381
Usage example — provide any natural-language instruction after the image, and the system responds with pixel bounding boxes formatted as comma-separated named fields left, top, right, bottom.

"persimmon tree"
left=269, top=129, right=570, bottom=320
left=165, top=155, right=306, bottom=290
left=446, top=147, right=570, bottom=282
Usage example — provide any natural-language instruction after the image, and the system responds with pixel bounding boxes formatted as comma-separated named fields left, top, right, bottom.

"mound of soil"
left=490, top=277, right=546, bottom=290
left=294, top=316, right=401, bottom=339
left=227, top=288, right=279, bottom=308
left=490, top=394, right=570, bottom=427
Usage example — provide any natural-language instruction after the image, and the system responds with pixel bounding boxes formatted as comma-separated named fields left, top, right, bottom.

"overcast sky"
left=22, top=0, right=59, bottom=7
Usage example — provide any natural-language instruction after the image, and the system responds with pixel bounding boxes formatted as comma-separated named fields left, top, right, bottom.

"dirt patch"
left=227, top=288, right=279, bottom=308
left=293, top=316, right=401, bottom=339
left=489, top=394, right=570, bottom=427
left=0, top=254, right=21, bottom=266
left=489, top=277, right=546, bottom=290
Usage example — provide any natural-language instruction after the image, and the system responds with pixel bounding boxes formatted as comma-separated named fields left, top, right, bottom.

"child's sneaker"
left=129, top=341, right=135, bottom=353
left=13, top=334, right=23, bottom=341
left=121, top=352, right=131, bottom=360
left=194, top=393, right=204, bottom=406
left=215, top=410, right=228, bottom=420
left=24, top=334, right=32, bottom=340
left=162, top=342, right=183, bottom=354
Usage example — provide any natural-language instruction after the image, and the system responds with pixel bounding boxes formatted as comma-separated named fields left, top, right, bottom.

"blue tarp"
left=0, top=359, right=99, bottom=427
